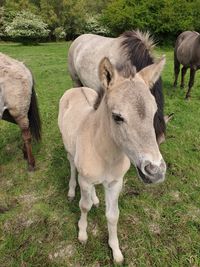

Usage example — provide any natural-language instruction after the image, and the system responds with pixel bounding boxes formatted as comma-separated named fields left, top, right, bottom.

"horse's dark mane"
left=93, top=30, right=166, bottom=141
left=94, top=86, right=104, bottom=110
left=121, top=30, right=166, bottom=139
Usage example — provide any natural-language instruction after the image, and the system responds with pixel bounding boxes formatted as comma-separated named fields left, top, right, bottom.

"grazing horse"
left=68, top=30, right=166, bottom=144
left=173, top=31, right=200, bottom=99
left=58, top=57, right=166, bottom=263
left=0, top=53, right=41, bottom=171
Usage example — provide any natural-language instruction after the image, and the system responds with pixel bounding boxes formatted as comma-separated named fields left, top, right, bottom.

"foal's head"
left=98, top=57, right=166, bottom=184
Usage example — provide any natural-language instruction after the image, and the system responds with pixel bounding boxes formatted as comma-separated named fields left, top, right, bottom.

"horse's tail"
left=174, top=35, right=181, bottom=71
left=28, top=81, right=41, bottom=142
left=174, top=48, right=179, bottom=71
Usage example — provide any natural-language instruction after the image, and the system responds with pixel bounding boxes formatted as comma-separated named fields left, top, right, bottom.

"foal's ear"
left=99, top=57, right=115, bottom=90
left=138, top=56, right=166, bottom=89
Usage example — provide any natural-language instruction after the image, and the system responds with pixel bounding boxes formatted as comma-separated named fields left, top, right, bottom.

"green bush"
left=5, top=10, right=50, bottom=43
left=101, top=0, right=199, bottom=42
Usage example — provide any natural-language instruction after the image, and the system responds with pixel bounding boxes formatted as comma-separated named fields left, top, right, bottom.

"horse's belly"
left=177, top=40, right=194, bottom=66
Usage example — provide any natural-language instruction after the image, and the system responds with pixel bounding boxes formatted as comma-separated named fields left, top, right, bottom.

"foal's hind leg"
left=180, top=66, right=187, bottom=88
left=185, top=68, right=196, bottom=99
left=173, top=54, right=180, bottom=88
left=67, top=153, right=77, bottom=200
left=91, top=186, right=99, bottom=207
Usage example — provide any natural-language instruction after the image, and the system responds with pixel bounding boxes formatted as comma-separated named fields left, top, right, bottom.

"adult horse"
left=0, top=53, right=41, bottom=171
left=173, top=31, right=200, bottom=99
left=59, top=56, right=166, bottom=263
left=68, top=30, right=166, bottom=144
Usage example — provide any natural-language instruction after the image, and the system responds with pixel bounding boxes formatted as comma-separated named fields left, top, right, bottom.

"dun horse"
left=58, top=57, right=166, bottom=263
left=174, top=31, right=200, bottom=99
left=68, top=30, right=166, bottom=144
left=0, top=53, right=41, bottom=170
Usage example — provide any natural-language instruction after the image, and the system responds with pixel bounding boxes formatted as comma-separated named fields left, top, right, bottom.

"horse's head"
left=99, top=56, right=166, bottom=184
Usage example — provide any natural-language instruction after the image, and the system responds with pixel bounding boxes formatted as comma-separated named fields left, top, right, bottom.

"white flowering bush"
left=5, top=11, right=50, bottom=43
left=84, top=15, right=110, bottom=36
left=54, top=27, right=66, bottom=41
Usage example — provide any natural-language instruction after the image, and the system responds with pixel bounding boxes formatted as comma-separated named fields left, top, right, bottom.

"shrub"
left=5, top=10, right=50, bottom=43
left=84, top=15, right=110, bottom=36
left=53, top=27, right=66, bottom=41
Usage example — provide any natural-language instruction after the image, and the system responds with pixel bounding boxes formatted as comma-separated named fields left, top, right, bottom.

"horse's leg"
left=67, top=153, right=77, bottom=201
left=91, top=186, right=99, bottom=207
left=104, top=178, right=124, bottom=264
left=22, top=128, right=35, bottom=171
left=185, top=68, right=196, bottom=99
left=173, top=53, right=180, bottom=88
left=180, top=66, right=187, bottom=88
left=15, top=115, right=35, bottom=171
left=78, top=176, right=93, bottom=243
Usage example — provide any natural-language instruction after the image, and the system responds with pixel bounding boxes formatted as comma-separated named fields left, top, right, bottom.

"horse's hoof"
left=185, top=95, right=191, bottom=100
left=28, top=165, right=35, bottom=172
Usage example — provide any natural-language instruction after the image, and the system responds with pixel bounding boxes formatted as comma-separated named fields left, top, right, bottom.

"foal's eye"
left=112, top=113, right=124, bottom=124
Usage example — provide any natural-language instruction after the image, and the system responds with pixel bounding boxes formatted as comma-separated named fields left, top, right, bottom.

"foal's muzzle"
left=137, top=159, right=166, bottom=184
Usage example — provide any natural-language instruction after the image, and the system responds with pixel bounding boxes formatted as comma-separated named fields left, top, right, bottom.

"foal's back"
left=175, top=31, right=200, bottom=66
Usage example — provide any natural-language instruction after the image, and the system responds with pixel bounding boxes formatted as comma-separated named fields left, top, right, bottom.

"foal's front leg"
left=104, top=178, right=123, bottom=264
left=78, top=176, right=93, bottom=243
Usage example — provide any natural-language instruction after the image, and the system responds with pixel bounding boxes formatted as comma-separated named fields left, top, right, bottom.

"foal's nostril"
left=144, top=163, right=159, bottom=175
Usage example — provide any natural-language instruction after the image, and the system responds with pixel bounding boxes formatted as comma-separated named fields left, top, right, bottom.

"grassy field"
left=0, top=42, right=200, bottom=267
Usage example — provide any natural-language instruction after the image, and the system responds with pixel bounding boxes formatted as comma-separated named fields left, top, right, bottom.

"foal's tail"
left=28, top=81, right=41, bottom=142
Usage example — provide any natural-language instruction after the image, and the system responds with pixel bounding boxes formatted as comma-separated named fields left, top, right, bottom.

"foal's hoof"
left=93, top=203, right=99, bottom=208
left=68, top=196, right=75, bottom=202
left=78, top=233, right=88, bottom=244
left=185, top=95, right=191, bottom=100
left=113, top=251, right=124, bottom=265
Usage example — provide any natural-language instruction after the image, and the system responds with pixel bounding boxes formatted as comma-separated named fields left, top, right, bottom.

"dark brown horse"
left=173, top=31, right=200, bottom=99
left=0, top=53, right=41, bottom=171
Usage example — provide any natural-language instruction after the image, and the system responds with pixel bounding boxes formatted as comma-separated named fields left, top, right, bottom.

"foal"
left=58, top=57, right=166, bottom=263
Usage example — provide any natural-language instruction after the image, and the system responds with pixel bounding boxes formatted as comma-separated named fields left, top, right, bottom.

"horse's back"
left=68, top=34, right=119, bottom=90
left=58, top=87, right=97, bottom=155
left=0, top=53, right=33, bottom=118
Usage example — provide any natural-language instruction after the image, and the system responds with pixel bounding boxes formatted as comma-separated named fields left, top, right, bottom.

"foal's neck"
left=91, top=98, right=124, bottom=163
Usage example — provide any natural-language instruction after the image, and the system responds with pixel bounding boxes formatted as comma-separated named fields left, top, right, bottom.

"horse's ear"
left=138, top=56, right=166, bottom=89
left=99, top=57, right=115, bottom=90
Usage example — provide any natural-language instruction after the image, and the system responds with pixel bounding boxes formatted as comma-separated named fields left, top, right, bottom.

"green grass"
left=0, top=42, right=200, bottom=267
